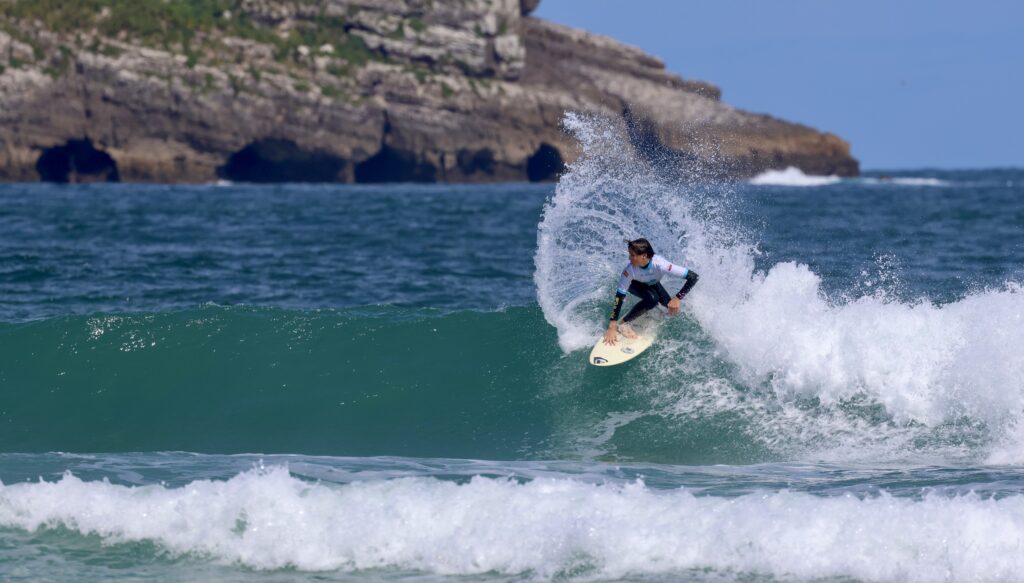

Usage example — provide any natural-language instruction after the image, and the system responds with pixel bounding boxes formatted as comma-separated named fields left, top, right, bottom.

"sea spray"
left=534, top=112, right=1024, bottom=464
left=534, top=112, right=746, bottom=353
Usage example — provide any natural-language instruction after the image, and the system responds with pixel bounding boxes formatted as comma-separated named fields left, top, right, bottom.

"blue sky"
left=534, top=1, right=1023, bottom=170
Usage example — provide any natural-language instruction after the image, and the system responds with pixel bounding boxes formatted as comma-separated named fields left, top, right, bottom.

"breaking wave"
left=2, top=465, right=1023, bottom=581
left=534, top=113, right=1024, bottom=465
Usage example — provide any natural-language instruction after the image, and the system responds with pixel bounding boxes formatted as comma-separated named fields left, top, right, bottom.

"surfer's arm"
left=604, top=290, right=627, bottom=344
left=609, top=290, right=627, bottom=321
left=675, top=270, right=699, bottom=299
left=610, top=265, right=631, bottom=321
left=608, top=267, right=632, bottom=322
left=667, top=269, right=698, bottom=315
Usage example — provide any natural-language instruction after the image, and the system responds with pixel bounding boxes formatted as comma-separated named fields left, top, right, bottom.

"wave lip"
left=748, top=166, right=841, bottom=187
left=3, top=466, right=1024, bottom=581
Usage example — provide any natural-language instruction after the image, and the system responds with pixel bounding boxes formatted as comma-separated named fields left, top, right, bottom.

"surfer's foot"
left=619, top=324, right=638, bottom=339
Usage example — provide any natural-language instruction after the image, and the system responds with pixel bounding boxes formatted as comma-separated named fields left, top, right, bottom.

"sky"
left=534, top=0, right=1023, bottom=170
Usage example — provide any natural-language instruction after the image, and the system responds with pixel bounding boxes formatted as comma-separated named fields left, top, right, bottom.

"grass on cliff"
left=1, top=0, right=248, bottom=44
left=270, top=12, right=373, bottom=66
left=0, top=0, right=376, bottom=70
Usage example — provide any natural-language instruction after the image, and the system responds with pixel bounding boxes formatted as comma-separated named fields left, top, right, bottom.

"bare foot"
left=619, top=324, right=638, bottom=339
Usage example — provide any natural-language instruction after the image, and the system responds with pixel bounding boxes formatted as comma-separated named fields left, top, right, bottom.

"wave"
left=748, top=166, right=842, bottom=187
left=8, top=299, right=1018, bottom=465
left=860, top=176, right=950, bottom=187
left=746, top=167, right=952, bottom=188
left=533, top=113, right=1024, bottom=465
left=0, top=305, right=572, bottom=459
left=2, top=465, right=1024, bottom=581
left=0, top=304, right=813, bottom=464
left=881, top=176, right=948, bottom=186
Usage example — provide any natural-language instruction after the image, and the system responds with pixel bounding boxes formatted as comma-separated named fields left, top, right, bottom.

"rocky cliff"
left=0, top=0, right=858, bottom=183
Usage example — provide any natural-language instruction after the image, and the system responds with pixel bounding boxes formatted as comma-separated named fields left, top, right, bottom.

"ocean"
left=2, top=116, right=1024, bottom=581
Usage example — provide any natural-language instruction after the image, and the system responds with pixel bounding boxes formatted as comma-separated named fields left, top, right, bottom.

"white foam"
left=987, top=419, right=1024, bottom=464
left=692, top=261, right=1024, bottom=461
left=699, top=267, right=1024, bottom=423
left=3, top=468, right=1024, bottom=581
left=748, top=167, right=841, bottom=187
left=888, top=177, right=947, bottom=186
left=861, top=176, right=949, bottom=187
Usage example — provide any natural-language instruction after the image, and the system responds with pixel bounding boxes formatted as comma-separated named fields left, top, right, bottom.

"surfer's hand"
left=603, top=325, right=618, bottom=345
left=667, top=297, right=681, bottom=315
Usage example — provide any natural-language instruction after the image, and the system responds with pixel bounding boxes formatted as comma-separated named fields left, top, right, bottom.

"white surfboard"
left=588, top=328, right=656, bottom=366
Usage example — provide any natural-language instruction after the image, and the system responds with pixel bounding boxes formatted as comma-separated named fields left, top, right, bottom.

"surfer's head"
left=627, top=238, right=655, bottom=265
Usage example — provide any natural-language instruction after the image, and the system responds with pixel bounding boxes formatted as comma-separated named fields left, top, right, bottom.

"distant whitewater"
left=749, top=166, right=842, bottom=186
left=749, top=166, right=951, bottom=187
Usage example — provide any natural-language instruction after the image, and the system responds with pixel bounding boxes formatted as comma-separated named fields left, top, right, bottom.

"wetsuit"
left=609, top=254, right=699, bottom=323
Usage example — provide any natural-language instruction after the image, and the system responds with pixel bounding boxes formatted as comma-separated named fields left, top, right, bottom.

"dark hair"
left=627, top=238, right=655, bottom=259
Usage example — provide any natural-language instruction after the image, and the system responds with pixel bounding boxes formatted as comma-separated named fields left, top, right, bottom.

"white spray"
left=534, top=113, right=1024, bottom=463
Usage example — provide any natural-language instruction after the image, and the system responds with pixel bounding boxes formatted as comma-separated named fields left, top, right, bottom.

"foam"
left=700, top=267, right=1024, bottom=424
left=862, top=176, right=949, bottom=187
left=3, top=468, right=1024, bottom=581
left=889, top=177, right=947, bottom=186
left=748, top=167, right=841, bottom=187
left=693, top=262, right=1024, bottom=461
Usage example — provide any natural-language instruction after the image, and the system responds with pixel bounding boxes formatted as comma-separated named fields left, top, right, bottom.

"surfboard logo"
left=592, top=357, right=608, bottom=364
left=621, top=347, right=634, bottom=354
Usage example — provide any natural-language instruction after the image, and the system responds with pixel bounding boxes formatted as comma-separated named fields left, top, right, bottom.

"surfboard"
left=589, top=328, right=656, bottom=366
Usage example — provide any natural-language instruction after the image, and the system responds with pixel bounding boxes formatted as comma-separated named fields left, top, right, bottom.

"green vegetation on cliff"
left=2, top=0, right=254, bottom=43
left=0, top=0, right=374, bottom=69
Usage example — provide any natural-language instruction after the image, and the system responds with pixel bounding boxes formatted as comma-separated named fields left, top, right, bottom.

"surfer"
left=604, top=238, right=698, bottom=345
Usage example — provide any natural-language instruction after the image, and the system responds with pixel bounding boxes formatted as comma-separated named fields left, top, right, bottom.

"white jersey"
left=616, top=254, right=689, bottom=294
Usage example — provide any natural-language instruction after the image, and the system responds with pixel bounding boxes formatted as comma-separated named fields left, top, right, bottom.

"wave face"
left=0, top=305, right=783, bottom=464
left=535, top=114, right=1024, bottom=465
left=1, top=306, right=559, bottom=458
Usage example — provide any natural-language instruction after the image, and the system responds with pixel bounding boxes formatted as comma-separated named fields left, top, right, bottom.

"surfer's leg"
left=622, top=282, right=658, bottom=323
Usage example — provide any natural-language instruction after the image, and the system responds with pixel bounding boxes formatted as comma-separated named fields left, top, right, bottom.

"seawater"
left=2, top=119, right=1024, bottom=581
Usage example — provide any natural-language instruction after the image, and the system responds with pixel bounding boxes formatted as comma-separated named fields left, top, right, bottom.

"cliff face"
left=0, top=0, right=858, bottom=183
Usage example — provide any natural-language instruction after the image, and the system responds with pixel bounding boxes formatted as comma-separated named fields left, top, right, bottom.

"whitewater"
left=536, top=114, right=1024, bottom=466
left=2, top=116, right=1024, bottom=581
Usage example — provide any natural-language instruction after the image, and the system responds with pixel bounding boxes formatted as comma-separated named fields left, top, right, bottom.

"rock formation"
left=0, top=0, right=858, bottom=183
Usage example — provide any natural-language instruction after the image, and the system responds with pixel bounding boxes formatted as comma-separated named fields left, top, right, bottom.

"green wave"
left=0, top=306, right=767, bottom=463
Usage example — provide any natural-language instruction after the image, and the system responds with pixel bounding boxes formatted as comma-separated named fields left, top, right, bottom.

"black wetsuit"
left=609, top=258, right=699, bottom=322
left=621, top=280, right=674, bottom=323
